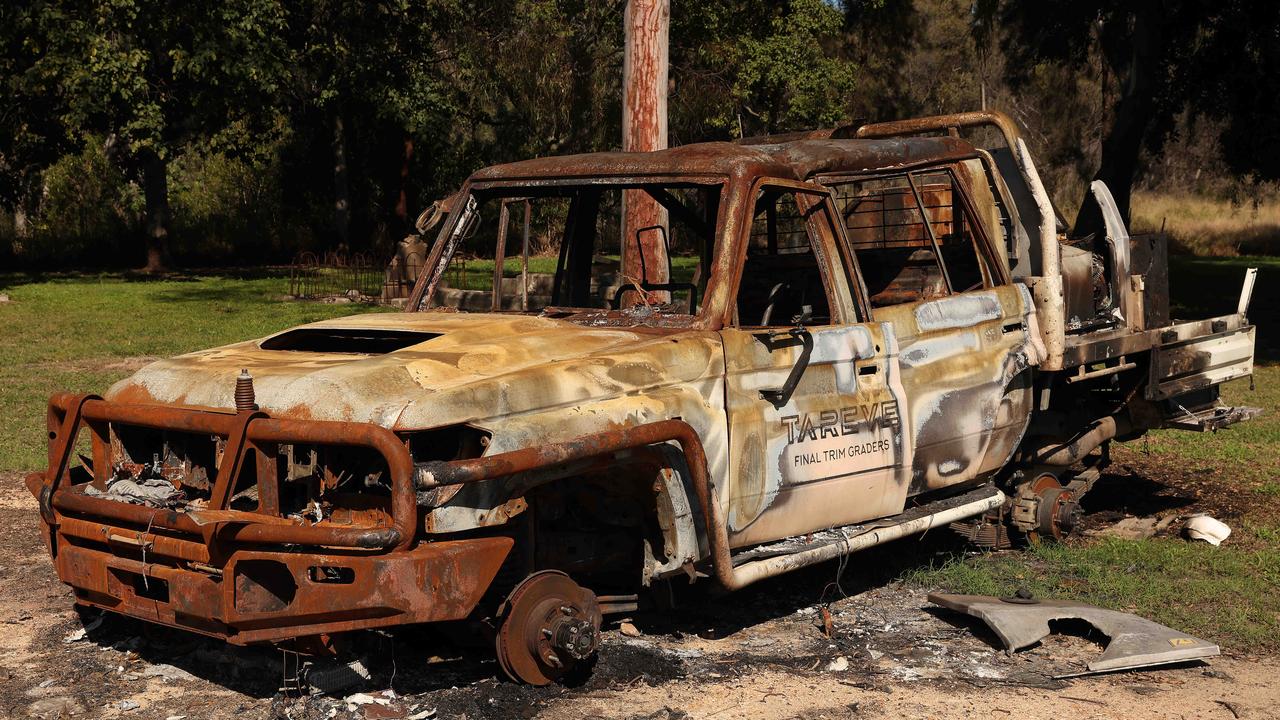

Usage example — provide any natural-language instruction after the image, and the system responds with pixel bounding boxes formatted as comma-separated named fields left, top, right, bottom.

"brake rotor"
left=495, top=570, right=602, bottom=686
left=1024, top=474, right=1082, bottom=543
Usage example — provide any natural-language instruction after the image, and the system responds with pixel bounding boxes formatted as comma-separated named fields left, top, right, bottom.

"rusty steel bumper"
left=27, top=394, right=512, bottom=645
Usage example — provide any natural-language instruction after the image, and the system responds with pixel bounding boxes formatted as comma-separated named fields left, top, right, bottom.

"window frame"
left=722, top=178, right=863, bottom=329
left=409, top=175, right=731, bottom=320
left=816, top=164, right=1010, bottom=314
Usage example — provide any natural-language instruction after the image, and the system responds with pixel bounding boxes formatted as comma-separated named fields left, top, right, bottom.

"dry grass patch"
left=1131, top=190, right=1280, bottom=256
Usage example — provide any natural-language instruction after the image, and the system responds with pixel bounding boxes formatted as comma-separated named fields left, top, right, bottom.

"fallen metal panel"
left=928, top=593, right=1219, bottom=676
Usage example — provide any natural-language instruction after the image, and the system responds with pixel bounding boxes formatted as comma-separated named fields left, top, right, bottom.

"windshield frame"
left=407, top=174, right=734, bottom=328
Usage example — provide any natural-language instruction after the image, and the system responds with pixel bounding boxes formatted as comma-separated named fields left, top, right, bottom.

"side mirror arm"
left=756, top=327, right=814, bottom=409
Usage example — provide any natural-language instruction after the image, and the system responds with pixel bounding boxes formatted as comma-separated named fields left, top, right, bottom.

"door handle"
left=1001, top=321, right=1024, bottom=334
left=858, top=364, right=879, bottom=376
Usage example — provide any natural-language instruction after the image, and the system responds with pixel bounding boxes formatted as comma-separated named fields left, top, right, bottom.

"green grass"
left=1168, top=255, right=1280, bottom=360
left=0, top=271, right=388, bottom=472
left=1126, top=366, right=1280, bottom=487
left=905, top=536, right=1280, bottom=649
left=1132, top=256, right=1280, bottom=487
left=442, top=254, right=702, bottom=291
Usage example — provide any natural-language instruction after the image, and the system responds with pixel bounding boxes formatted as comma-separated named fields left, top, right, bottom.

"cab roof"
left=469, top=136, right=981, bottom=184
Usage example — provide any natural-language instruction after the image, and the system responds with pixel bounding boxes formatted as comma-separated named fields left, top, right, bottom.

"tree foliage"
left=13, top=0, right=291, bottom=268
left=3, top=0, right=1280, bottom=267
left=995, top=0, right=1280, bottom=236
left=671, top=0, right=856, bottom=139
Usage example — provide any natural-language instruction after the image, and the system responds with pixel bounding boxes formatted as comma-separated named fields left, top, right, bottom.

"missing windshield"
left=420, top=182, right=721, bottom=321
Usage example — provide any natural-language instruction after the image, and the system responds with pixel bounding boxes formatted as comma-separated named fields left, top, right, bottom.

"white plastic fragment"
left=143, top=664, right=197, bottom=682
left=825, top=656, right=849, bottom=672
left=1184, top=514, right=1231, bottom=546
left=408, top=709, right=437, bottom=720
left=62, top=614, right=104, bottom=643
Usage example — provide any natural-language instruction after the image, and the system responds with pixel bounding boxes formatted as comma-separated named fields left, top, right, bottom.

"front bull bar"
left=31, top=393, right=416, bottom=550
left=26, top=393, right=512, bottom=645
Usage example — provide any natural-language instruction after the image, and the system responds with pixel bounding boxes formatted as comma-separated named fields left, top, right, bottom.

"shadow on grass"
left=1079, top=469, right=1199, bottom=522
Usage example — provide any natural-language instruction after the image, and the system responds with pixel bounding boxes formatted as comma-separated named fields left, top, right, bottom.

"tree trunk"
left=393, top=134, right=414, bottom=239
left=141, top=149, right=172, bottom=273
left=621, top=0, right=670, bottom=304
left=1073, top=6, right=1163, bottom=239
left=332, top=113, right=351, bottom=247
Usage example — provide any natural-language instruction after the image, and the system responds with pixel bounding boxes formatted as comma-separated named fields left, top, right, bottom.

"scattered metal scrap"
left=928, top=593, right=1220, bottom=677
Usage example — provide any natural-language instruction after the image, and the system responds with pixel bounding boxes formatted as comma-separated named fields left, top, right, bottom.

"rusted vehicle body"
left=27, top=111, right=1257, bottom=685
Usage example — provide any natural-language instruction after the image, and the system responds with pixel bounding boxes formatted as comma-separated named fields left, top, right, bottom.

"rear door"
left=819, top=166, right=1040, bottom=496
left=719, top=180, right=913, bottom=548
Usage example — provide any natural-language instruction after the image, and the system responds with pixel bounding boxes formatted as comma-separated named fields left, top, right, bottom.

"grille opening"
left=308, top=566, right=355, bottom=584
left=131, top=574, right=170, bottom=603
left=235, top=560, right=297, bottom=612
left=259, top=328, right=439, bottom=354
left=107, top=425, right=218, bottom=503
left=280, top=444, right=393, bottom=521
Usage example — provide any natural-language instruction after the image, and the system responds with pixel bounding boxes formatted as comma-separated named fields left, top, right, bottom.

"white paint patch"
left=914, top=293, right=1001, bottom=332
left=900, top=332, right=980, bottom=368
left=809, top=326, right=876, bottom=394
left=937, top=458, right=964, bottom=475
left=1015, top=282, right=1035, bottom=313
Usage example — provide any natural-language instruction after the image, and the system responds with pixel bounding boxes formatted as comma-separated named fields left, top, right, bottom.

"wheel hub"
left=495, top=570, right=601, bottom=685
left=1013, top=473, right=1080, bottom=542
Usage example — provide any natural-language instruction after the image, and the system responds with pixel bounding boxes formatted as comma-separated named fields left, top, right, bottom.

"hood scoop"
left=260, top=328, right=440, bottom=354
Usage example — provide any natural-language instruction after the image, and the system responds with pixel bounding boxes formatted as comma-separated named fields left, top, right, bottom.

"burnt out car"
left=27, top=111, right=1257, bottom=685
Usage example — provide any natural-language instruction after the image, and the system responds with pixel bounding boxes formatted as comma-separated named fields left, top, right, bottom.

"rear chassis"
left=26, top=393, right=512, bottom=646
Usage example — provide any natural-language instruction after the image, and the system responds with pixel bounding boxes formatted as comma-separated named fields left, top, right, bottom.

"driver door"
left=719, top=181, right=913, bottom=548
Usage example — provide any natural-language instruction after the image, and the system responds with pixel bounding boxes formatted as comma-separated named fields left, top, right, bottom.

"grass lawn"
left=1, top=256, right=1277, bottom=651
left=0, top=271, right=389, bottom=473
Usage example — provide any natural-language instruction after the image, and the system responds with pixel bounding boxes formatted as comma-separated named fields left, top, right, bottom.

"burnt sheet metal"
left=468, top=137, right=981, bottom=186
left=928, top=593, right=1219, bottom=676
left=1089, top=180, right=1132, bottom=326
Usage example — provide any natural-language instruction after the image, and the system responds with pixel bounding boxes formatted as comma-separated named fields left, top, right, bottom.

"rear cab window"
left=822, top=167, right=1001, bottom=309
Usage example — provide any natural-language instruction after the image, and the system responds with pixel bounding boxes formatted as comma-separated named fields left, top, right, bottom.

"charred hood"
left=106, top=312, right=721, bottom=429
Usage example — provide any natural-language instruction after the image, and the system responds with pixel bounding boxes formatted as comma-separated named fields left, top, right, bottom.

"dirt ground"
left=2, top=470, right=1276, bottom=720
